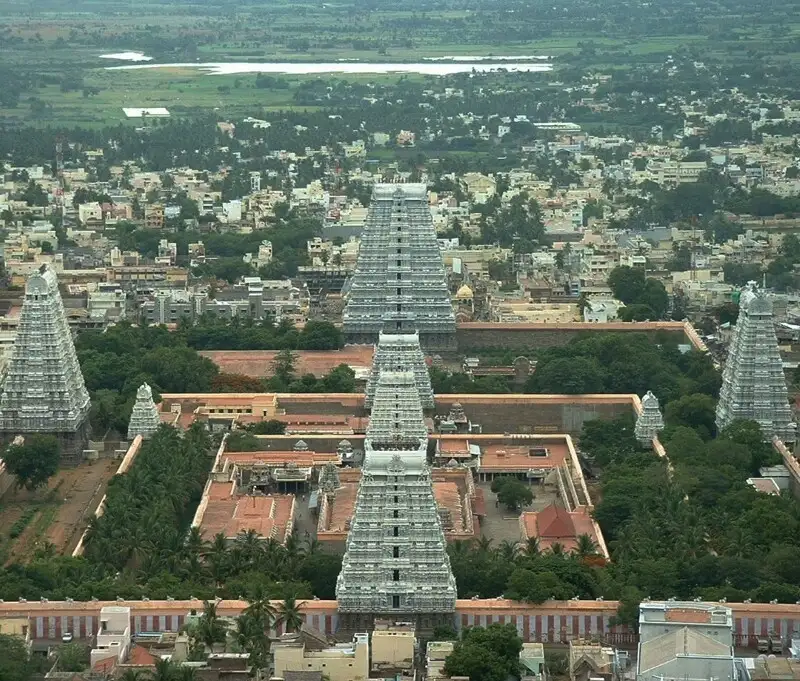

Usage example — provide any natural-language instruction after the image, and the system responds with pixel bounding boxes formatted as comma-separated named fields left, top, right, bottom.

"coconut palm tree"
left=522, top=537, right=540, bottom=557
left=235, top=528, right=264, bottom=563
left=119, top=670, right=146, bottom=681
left=549, top=542, right=566, bottom=556
left=574, top=534, right=598, bottom=559
left=475, top=536, right=493, bottom=554
left=244, top=586, right=277, bottom=633
left=194, top=601, right=228, bottom=653
left=277, top=596, right=305, bottom=633
left=149, top=658, right=177, bottom=681
left=206, top=532, right=229, bottom=585
left=498, top=539, right=520, bottom=563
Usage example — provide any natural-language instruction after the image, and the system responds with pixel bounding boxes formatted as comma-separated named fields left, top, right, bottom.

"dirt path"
left=48, top=458, right=120, bottom=554
left=1, top=457, right=120, bottom=563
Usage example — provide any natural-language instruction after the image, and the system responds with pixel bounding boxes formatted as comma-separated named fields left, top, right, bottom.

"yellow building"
left=0, top=615, right=31, bottom=645
left=372, top=621, right=415, bottom=673
left=273, top=631, right=369, bottom=681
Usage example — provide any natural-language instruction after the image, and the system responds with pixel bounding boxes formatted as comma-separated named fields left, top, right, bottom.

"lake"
left=99, top=51, right=153, bottom=62
left=105, top=61, right=553, bottom=76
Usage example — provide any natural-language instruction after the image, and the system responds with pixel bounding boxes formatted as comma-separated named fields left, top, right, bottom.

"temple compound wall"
left=455, top=321, right=704, bottom=353
left=5, top=598, right=800, bottom=649
left=435, top=394, right=637, bottom=436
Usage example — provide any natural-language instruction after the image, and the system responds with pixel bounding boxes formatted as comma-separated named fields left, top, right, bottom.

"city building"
left=0, top=265, right=91, bottom=461
left=273, top=630, right=369, bottom=681
left=637, top=602, right=736, bottom=681
left=90, top=606, right=132, bottom=673
left=715, top=284, right=795, bottom=441
left=336, top=369, right=457, bottom=628
left=365, top=332, right=434, bottom=410
left=343, top=184, right=456, bottom=351
left=570, top=640, right=623, bottom=681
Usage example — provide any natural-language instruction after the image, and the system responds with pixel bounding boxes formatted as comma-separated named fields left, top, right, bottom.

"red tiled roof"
left=537, top=504, right=575, bottom=539
left=128, top=645, right=158, bottom=666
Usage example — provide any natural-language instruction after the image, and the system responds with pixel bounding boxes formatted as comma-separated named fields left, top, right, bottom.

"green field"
left=1, top=0, right=800, bottom=127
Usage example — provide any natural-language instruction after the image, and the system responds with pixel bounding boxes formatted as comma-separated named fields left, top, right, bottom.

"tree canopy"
left=443, top=624, right=523, bottom=681
left=3, top=434, right=60, bottom=490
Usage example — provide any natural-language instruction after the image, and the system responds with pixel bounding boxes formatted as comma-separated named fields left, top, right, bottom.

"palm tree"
left=574, top=534, right=598, bottom=559
left=149, top=658, right=177, bottom=681
left=549, top=542, right=566, bottom=556
left=475, top=536, right=493, bottom=554
left=498, top=539, right=520, bottom=562
left=194, top=601, right=228, bottom=653
left=119, top=671, right=146, bottom=681
left=277, top=596, right=305, bottom=633
left=236, top=529, right=264, bottom=565
left=244, top=586, right=277, bottom=633
left=522, top=537, right=540, bottom=557
left=448, top=540, right=472, bottom=560
left=206, top=532, right=229, bottom=586
left=173, top=667, right=197, bottom=681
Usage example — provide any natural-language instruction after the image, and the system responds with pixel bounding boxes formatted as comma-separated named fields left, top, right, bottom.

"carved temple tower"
left=128, top=383, right=161, bottom=439
left=635, top=390, right=664, bottom=447
left=715, top=284, right=795, bottom=442
left=0, top=265, right=91, bottom=461
left=336, top=370, right=456, bottom=630
left=343, top=184, right=456, bottom=351
left=365, top=332, right=434, bottom=410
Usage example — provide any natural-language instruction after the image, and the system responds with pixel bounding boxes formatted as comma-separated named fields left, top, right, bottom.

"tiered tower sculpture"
left=336, top=370, right=456, bottom=629
left=342, top=184, right=456, bottom=351
left=715, top=283, right=795, bottom=442
left=128, top=383, right=161, bottom=439
left=0, top=265, right=90, bottom=460
left=365, top=332, right=434, bottom=410
left=635, top=390, right=665, bottom=447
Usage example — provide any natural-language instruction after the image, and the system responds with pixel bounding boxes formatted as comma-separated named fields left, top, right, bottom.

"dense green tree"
left=619, top=304, right=656, bottom=321
left=3, top=434, right=60, bottom=490
left=525, top=356, right=604, bottom=394
left=56, top=642, right=90, bottom=672
left=0, top=633, right=35, bottom=681
left=664, top=393, right=717, bottom=439
left=297, top=320, right=343, bottom=350
left=608, top=266, right=645, bottom=305
left=444, top=624, right=523, bottom=681
left=491, top=477, right=533, bottom=512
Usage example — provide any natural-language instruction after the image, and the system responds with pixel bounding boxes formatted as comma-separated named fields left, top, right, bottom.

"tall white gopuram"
left=336, top=370, right=456, bottom=626
left=0, top=265, right=90, bottom=457
left=342, top=184, right=456, bottom=351
left=715, top=283, right=795, bottom=441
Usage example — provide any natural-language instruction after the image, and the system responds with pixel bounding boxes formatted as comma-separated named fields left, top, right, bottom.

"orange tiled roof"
left=200, top=347, right=375, bottom=379
left=665, top=608, right=712, bottom=624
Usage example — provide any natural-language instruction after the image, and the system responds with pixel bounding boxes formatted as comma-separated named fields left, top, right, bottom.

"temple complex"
left=336, top=369, right=456, bottom=629
left=365, top=332, right=434, bottom=410
left=0, top=265, right=90, bottom=460
left=634, top=391, right=664, bottom=447
left=342, top=184, right=456, bottom=351
left=128, top=383, right=161, bottom=439
left=715, top=284, right=795, bottom=442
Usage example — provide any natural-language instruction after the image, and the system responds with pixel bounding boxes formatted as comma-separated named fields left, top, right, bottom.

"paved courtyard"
left=477, top=480, right=560, bottom=544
